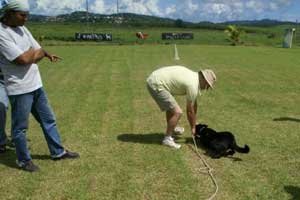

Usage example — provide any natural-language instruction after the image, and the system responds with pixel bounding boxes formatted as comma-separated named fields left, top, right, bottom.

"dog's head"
left=195, top=124, right=208, bottom=137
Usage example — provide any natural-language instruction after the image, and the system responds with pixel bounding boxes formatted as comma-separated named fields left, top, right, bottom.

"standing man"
left=0, top=68, right=8, bottom=153
left=146, top=65, right=216, bottom=149
left=0, top=0, right=79, bottom=172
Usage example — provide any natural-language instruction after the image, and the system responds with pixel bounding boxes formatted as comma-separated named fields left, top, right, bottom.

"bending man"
left=146, top=65, right=216, bottom=149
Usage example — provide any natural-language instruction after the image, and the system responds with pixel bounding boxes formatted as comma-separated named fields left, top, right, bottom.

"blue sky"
left=25, top=0, right=300, bottom=23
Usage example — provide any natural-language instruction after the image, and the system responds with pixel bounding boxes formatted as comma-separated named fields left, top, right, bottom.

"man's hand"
left=46, top=54, right=62, bottom=62
left=191, top=127, right=196, bottom=136
left=44, top=50, right=62, bottom=62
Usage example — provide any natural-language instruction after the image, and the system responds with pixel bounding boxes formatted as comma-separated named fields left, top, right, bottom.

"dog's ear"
left=196, top=124, right=201, bottom=130
left=196, top=124, right=208, bottom=128
left=196, top=124, right=208, bottom=132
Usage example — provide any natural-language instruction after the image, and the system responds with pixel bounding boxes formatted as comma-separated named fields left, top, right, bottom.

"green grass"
left=26, top=22, right=300, bottom=47
left=0, top=44, right=300, bottom=200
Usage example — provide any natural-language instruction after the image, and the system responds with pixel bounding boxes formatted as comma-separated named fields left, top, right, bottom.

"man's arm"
left=186, top=100, right=197, bottom=135
left=13, top=48, right=61, bottom=65
left=13, top=48, right=45, bottom=65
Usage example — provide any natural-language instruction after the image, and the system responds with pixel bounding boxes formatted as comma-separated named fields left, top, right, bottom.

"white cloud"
left=276, top=0, right=292, bottom=5
left=205, top=3, right=230, bottom=15
left=163, top=0, right=200, bottom=20
left=246, top=1, right=265, bottom=13
left=232, top=2, right=244, bottom=13
left=186, top=0, right=198, bottom=14
left=246, top=0, right=292, bottom=13
left=89, top=0, right=107, bottom=14
left=117, top=0, right=161, bottom=16
left=29, top=0, right=162, bottom=16
left=165, top=5, right=176, bottom=15
left=144, top=0, right=161, bottom=15
left=198, top=1, right=245, bottom=22
left=193, top=0, right=293, bottom=22
left=30, top=0, right=86, bottom=15
left=269, top=2, right=279, bottom=11
left=27, top=0, right=298, bottom=22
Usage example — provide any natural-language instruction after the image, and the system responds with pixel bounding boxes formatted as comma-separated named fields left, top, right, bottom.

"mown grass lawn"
left=27, top=22, right=291, bottom=47
left=0, top=44, right=299, bottom=200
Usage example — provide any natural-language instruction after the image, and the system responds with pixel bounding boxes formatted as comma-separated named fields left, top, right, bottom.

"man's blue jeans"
left=9, top=87, right=65, bottom=164
left=0, top=80, right=8, bottom=146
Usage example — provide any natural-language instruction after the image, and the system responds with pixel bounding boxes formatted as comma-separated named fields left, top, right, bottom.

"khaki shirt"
left=147, top=65, right=200, bottom=102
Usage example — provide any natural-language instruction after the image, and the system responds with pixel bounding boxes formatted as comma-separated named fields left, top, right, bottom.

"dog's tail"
left=234, top=143, right=250, bottom=153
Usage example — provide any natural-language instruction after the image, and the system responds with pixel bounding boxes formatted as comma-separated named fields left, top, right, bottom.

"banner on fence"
left=75, top=33, right=113, bottom=41
left=162, top=33, right=193, bottom=40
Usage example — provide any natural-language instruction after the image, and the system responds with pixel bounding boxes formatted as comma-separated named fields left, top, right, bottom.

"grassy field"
left=0, top=44, right=300, bottom=200
left=27, top=22, right=300, bottom=47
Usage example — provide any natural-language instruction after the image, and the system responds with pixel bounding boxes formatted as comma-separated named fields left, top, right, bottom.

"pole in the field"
left=117, top=0, right=119, bottom=14
left=86, top=0, right=89, bottom=31
left=174, top=44, right=180, bottom=61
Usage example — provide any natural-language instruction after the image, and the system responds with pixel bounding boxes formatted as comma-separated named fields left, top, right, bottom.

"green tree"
left=225, top=25, right=244, bottom=45
left=175, top=19, right=184, bottom=28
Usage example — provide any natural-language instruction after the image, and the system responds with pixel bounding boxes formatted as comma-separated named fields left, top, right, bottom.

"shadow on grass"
left=185, top=138, right=243, bottom=161
left=31, top=154, right=52, bottom=160
left=117, top=133, right=164, bottom=145
left=0, top=139, right=50, bottom=170
left=284, top=185, right=300, bottom=200
left=0, top=151, right=52, bottom=170
left=0, top=148, right=19, bottom=169
left=273, top=117, right=300, bottom=123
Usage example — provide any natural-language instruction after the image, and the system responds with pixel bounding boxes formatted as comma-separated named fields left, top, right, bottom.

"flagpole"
left=86, top=0, right=89, bottom=31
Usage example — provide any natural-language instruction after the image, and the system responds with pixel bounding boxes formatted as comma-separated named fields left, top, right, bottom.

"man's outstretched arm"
left=14, top=48, right=61, bottom=65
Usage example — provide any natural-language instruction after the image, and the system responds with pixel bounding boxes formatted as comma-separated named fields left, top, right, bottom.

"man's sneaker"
left=173, top=126, right=185, bottom=135
left=19, top=160, right=40, bottom=172
left=52, top=150, right=80, bottom=161
left=0, top=144, right=6, bottom=153
left=162, top=136, right=181, bottom=149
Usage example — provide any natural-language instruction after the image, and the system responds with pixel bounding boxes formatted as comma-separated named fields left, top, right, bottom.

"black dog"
left=195, top=124, right=250, bottom=159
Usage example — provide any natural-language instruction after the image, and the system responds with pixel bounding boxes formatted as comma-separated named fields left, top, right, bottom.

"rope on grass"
left=189, top=136, right=219, bottom=200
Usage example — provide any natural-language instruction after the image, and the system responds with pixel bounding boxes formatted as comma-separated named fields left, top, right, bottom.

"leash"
left=189, top=136, right=219, bottom=200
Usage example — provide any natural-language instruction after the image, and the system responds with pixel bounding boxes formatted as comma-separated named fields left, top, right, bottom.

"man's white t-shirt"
left=147, top=65, right=200, bottom=102
left=0, top=22, right=42, bottom=95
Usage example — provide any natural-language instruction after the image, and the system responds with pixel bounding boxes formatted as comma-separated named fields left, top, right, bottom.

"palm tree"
left=225, top=25, right=244, bottom=45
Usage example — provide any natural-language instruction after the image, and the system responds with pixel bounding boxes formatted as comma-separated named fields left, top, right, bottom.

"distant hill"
left=28, top=11, right=298, bottom=28
left=29, top=12, right=177, bottom=27
left=222, top=19, right=298, bottom=27
left=29, top=14, right=48, bottom=22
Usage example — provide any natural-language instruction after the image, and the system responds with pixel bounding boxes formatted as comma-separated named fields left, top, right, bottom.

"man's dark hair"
left=0, top=10, right=15, bottom=22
